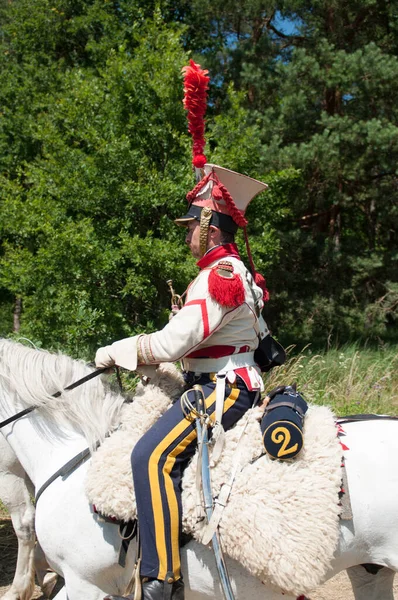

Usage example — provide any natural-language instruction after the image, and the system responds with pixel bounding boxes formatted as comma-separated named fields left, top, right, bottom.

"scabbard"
left=193, top=385, right=235, bottom=600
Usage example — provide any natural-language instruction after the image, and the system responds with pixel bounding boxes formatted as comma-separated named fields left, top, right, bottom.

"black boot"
left=104, top=576, right=184, bottom=600
left=141, top=577, right=184, bottom=600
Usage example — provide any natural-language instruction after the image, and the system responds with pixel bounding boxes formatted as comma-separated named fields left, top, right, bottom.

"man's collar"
left=196, top=243, right=241, bottom=270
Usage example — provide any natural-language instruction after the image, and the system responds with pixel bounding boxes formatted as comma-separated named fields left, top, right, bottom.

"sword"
left=166, top=279, right=183, bottom=313
left=193, top=385, right=236, bottom=600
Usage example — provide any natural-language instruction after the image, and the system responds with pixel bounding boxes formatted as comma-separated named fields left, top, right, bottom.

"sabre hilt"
left=166, top=279, right=183, bottom=311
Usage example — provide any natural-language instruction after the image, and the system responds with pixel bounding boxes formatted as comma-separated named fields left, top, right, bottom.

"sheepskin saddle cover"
left=85, top=364, right=343, bottom=595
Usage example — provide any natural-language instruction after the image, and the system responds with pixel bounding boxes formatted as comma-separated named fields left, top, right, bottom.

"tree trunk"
left=13, top=296, right=22, bottom=332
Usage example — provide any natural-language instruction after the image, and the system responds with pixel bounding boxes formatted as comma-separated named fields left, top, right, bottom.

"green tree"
left=1, top=0, right=397, bottom=356
left=261, top=3, right=398, bottom=344
left=173, top=0, right=398, bottom=345
left=0, top=1, right=196, bottom=357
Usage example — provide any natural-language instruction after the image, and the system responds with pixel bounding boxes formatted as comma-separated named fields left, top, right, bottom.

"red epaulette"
left=208, top=261, right=245, bottom=307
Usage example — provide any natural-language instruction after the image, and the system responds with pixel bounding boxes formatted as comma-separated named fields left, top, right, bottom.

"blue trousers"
left=131, top=373, right=258, bottom=581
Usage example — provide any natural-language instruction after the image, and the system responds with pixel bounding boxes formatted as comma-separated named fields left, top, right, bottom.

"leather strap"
left=118, top=520, right=138, bottom=568
left=35, top=446, right=91, bottom=504
left=264, top=400, right=306, bottom=417
left=201, top=391, right=260, bottom=545
left=0, top=366, right=107, bottom=429
left=212, top=374, right=226, bottom=463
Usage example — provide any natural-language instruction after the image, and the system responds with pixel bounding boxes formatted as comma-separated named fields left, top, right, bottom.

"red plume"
left=182, top=60, right=209, bottom=169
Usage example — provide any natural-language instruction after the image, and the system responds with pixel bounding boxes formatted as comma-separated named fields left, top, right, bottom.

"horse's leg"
left=346, top=565, right=395, bottom=600
left=62, top=568, right=109, bottom=600
left=34, top=469, right=135, bottom=600
left=34, top=542, right=59, bottom=598
left=0, top=441, right=35, bottom=600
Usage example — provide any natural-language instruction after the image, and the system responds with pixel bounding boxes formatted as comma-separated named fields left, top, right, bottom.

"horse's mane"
left=0, top=339, right=126, bottom=449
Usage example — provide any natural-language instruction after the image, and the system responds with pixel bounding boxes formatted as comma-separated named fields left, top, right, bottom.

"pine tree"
left=175, top=0, right=398, bottom=344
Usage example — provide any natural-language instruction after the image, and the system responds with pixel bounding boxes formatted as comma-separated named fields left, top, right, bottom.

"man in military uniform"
left=95, top=161, right=269, bottom=600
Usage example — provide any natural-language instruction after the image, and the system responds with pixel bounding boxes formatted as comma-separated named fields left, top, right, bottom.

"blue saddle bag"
left=261, top=386, right=308, bottom=460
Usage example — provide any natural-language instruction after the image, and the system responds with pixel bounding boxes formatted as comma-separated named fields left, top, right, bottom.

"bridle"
left=0, top=364, right=125, bottom=505
left=0, top=366, right=109, bottom=429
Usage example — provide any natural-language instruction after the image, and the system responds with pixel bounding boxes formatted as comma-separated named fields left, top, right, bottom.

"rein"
left=35, top=446, right=93, bottom=504
left=0, top=365, right=109, bottom=429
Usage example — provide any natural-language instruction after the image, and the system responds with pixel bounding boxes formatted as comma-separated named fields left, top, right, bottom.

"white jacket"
left=96, top=246, right=268, bottom=390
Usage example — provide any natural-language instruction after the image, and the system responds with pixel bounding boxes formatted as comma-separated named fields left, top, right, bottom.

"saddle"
left=85, top=366, right=343, bottom=596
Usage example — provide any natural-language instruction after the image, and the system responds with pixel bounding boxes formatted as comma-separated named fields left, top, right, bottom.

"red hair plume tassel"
left=182, top=60, right=210, bottom=169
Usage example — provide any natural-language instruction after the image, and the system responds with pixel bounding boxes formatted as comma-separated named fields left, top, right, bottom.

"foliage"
left=0, top=2, right=196, bottom=357
left=187, top=0, right=398, bottom=346
left=265, top=343, right=398, bottom=416
left=0, top=0, right=397, bottom=356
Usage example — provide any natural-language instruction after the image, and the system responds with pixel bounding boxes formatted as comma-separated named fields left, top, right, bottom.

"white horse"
left=0, top=434, right=58, bottom=600
left=0, top=339, right=291, bottom=600
left=0, top=338, right=397, bottom=600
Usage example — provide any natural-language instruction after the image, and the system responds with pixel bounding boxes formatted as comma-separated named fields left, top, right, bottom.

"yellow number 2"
left=271, top=426, right=299, bottom=458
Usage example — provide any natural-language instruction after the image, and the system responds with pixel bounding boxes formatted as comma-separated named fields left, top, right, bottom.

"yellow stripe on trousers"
left=148, top=385, right=240, bottom=580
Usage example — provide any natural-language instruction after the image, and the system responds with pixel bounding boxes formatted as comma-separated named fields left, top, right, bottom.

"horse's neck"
left=3, top=414, right=89, bottom=492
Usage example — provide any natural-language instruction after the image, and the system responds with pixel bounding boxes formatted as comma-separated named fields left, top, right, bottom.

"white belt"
left=183, top=351, right=256, bottom=374
left=184, top=351, right=257, bottom=465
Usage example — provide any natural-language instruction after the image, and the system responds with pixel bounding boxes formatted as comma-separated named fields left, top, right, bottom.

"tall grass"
left=120, top=343, right=398, bottom=415
left=265, top=344, right=398, bottom=416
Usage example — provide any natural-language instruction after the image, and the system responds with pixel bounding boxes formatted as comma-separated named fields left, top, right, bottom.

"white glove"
left=95, top=335, right=140, bottom=371
left=95, top=345, right=116, bottom=368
